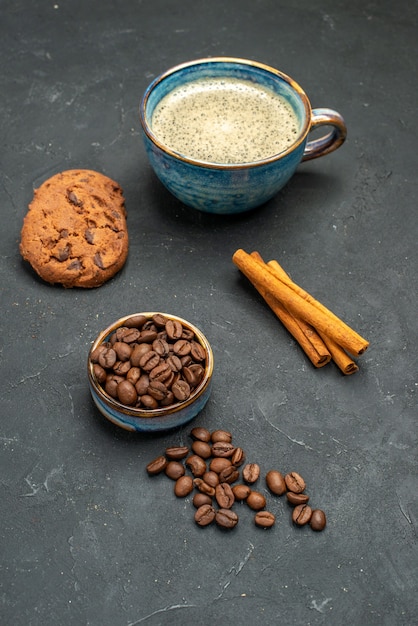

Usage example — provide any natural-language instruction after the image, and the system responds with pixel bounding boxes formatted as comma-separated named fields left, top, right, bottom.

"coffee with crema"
left=151, top=77, right=300, bottom=164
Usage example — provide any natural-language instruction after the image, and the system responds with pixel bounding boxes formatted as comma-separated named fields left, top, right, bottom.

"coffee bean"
left=266, top=470, right=287, bottom=495
left=166, top=319, right=183, bottom=340
left=113, top=360, right=132, bottom=376
left=139, top=350, right=160, bottom=372
left=104, top=374, right=123, bottom=398
left=152, top=337, right=170, bottom=356
left=195, top=504, right=216, bottom=527
left=113, top=341, right=133, bottom=361
left=231, top=447, right=245, bottom=467
left=140, top=394, right=159, bottom=409
left=243, top=463, right=260, bottom=484
left=285, top=472, right=306, bottom=494
left=232, top=484, right=251, bottom=501
left=202, top=471, right=219, bottom=488
left=190, top=426, right=211, bottom=442
left=116, top=380, right=137, bottom=405
left=292, top=504, right=312, bottom=526
left=90, top=315, right=208, bottom=412
left=93, top=364, right=106, bottom=384
left=215, top=508, right=238, bottom=529
left=148, top=380, right=169, bottom=401
left=120, top=327, right=141, bottom=343
left=126, top=367, right=141, bottom=385
left=90, top=344, right=107, bottom=363
left=191, top=440, right=212, bottom=459
left=310, top=509, right=327, bottom=531
left=146, top=455, right=167, bottom=475
left=165, top=446, right=189, bottom=461
left=172, top=379, right=191, bottom=401
left=165, top=461, right=185, bottom=480
left=130, top=343, right=151, bottom=367
left=193, top=478, right=215, bottom=497
left=211, top=429, right=232, bottom=443
left=246, top=491, right=267, bottom=511
left=152, top=313, right=168, bottom=328
left=211, top=441, right=235, bottom=458
left=215, top=483, right=235, bottom=509
left=286, top=492, right=310, bottom=506
left=98, top=347, right=117, bottom=368
left=185, top=455, right=206, bottom=477
left=183, top=364, right=204, bottom=386
left=173, top=339, right=191, bottom=356
left=138, top=329, right=158, bottom=344
left=218, top=465, right=240, bottom=484
left=174, top=475, right=194, bottom=497
left=209, top=457, right=232, bottom=474
left=149, top=361, right=172, bottom=382
left=124, top=314, right=147, bottom=329
left=193, top=493, right=213, bottom=509
left=254, top=511, right=276, bottom=528
left=191, top=341, right=206, bottom=361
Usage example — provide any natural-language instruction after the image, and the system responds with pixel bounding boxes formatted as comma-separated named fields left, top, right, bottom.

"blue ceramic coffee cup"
left=140, top=57, right=347, bottom=214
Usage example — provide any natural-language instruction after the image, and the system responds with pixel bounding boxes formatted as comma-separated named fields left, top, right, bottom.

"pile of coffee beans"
left=90, top=314, right=207, bottom=410
left=146, top=426, right=327, bottom=531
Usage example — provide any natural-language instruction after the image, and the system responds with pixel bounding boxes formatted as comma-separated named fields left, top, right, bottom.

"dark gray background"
left=1, top=1, right=417, bottom=624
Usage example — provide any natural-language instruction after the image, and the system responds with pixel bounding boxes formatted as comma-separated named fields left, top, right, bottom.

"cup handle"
left=302, top=108, right=347, bottom=162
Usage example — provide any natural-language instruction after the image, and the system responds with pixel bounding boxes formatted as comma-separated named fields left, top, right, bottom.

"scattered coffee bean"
left=116, top=380, right=138, bottom=406
left=165, top=461, right=185, bottom=480
left=145, top=426, right=326, bottom=536
left=310, top=509, right=327, bottom=531
left=215, top=508, right=238, bottom=529
left=190, top=426, right=211, bottom=442
left=202, top=471, right=219, bottom=488
left=174, top=475, right=194, bottom=497
left=193, top=478, right=215, bottom=497
left=266, top=470, right=287, bottom=496
left=165, top=446, right=190, bottom=460
left=286, top=492, right=310, bottom=506
left=195, top=504, right=216, bottom=527
left=209, top=457, right=232, bottom=474
left=185, top=454, right=207, bottom=477
left=292, top=504, right=313, bottom=526
left=231, top=447, right=245, bottom=467
left=218, top=465, right=240, bottom=484
left=215, top=483, right=235, bottom=509
left=90, top=314, right=208, bottom=410
left=211, top=441, right=235, bottom=458
left=254, top=511, right=276, bottom=528
left=191, top=440, right=212, bottom=459
left=246, top=490, right=267, bottom=511
left=211, top=429, right=232, bottom=443
left=242, top=463, right=260, bottom=484
left=285, top=472, right=306, bottom=494
left=146, top=455, right=167, bottom=475
left=193, top=493, right=213, bottom=508
left=232, top=484, right=251, bottom=501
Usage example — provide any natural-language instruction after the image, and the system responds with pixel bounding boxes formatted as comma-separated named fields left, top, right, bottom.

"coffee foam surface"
left=151, top=77, right=300, bottom=164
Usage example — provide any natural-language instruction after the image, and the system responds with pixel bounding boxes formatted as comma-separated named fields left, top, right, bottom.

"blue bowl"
left=87, top=313, right=213, bottom=432
left=140, top=57, right=346, bottom=214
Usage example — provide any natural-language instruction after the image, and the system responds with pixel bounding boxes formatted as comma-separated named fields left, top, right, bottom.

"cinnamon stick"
left=250, top=252, right=331, bottom=367
left=232, top=249, right=369, bottom=357
left=318, top=331, right=359, bottom=375
left=266, top=258, right=360, bottom=374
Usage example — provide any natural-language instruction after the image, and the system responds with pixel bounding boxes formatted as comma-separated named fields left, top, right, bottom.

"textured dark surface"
left=1, top=1, right=417, bottom=625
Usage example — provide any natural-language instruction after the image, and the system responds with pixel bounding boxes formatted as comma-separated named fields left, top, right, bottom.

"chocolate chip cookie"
left=20, top=169, right=128, bottom=288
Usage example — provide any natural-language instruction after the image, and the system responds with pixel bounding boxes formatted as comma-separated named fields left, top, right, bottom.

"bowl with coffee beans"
left=87, top=312, right=214, bottom=432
